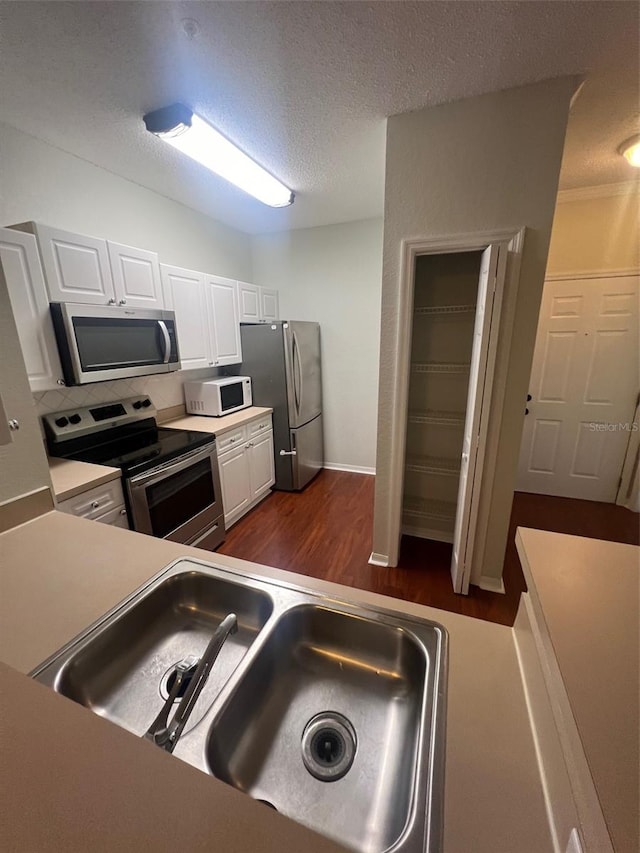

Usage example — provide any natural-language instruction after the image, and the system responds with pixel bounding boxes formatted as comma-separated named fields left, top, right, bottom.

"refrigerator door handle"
left=292, top=331, right=302, bottom=417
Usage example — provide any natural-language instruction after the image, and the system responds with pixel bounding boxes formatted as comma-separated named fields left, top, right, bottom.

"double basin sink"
left=33, top=558, right=448, bottom=853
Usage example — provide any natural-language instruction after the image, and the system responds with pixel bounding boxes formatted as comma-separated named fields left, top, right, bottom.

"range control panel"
left=43, top=396, right=157, bottom=442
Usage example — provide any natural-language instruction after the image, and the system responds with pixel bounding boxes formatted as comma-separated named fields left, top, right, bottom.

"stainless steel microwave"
left=50, top=302, right=180, bottom=385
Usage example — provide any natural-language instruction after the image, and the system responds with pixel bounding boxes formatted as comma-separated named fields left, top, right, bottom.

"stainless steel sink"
left=35, top=571, right=273, bottom=735
left=33, top=558, right=447, bottom=853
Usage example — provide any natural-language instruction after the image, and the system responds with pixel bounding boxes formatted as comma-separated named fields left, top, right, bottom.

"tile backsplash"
left=33, top=368, right=221, bottom=416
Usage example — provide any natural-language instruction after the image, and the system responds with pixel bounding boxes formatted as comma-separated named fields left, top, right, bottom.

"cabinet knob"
left=230, top=438, right=235, bottom=443
left=56, top=379, right=66, bottom=386
left=91, top=501, right=100, bottom=509
left=119, top=508, right=127, bottom=516
left=119, top=299, right=127, bottom=306
left=8, top=419, right=20, bottom=431
left=108, top=298, right=116, bottom=305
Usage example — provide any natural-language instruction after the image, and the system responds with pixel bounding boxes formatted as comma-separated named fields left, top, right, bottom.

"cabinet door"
left=107, top=242, right=163, bottom=309
left=260, top=288, right=279, bottom=322
left=218, top=443, right=252, bottom=525
left=205, top=275, right=242, bottom=366
left=33, top=223, right=115, bottom=305
left=249, top=430, right=275, bottom=498
left=160, top=265, right=211, bottom=370
left=238, top=281, right=261, bottom=323
left=0, top=228, right=65, bottom=391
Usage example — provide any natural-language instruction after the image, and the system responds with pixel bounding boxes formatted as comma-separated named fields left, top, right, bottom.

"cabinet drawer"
left=57, top=479, right=124, bottom=520
left=248, top=416, right=272, bottom=437
left=217, top=426, right=247, bottom=454
left=94, top=505, right=130, bottom=529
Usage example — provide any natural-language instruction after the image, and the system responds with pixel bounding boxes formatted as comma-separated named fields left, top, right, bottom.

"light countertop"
left=165, top=406, right=273, bottom=434
left=0, top=510, right=551, bottom=853
left=516, top=528, right=639, bottom=853
left=48, top=456, right=121, bottom=501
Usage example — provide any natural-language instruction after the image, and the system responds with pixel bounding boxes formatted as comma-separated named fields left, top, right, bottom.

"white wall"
left=252, top=219, right=383, bottom=472
left=373, top=77, right=579, bottom=582
left=0, top=122, right=252, bottom=279
left=547, top=190, right=640, bottom=275
left=0, top=269, right=51, bottom=505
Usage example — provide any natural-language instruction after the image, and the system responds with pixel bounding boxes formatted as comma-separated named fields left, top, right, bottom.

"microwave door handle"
left=158, top=321, right=171, bottom=364
left=292, top=331, right=302, bottom=416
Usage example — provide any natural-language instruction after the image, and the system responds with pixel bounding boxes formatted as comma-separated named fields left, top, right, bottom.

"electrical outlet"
left=565, top=828, right=584, bottom=853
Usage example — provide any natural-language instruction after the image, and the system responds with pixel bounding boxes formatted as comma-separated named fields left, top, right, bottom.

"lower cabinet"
left=56, top=478, right=130, bottom=529
left=217, top=416, right=275, bottom=528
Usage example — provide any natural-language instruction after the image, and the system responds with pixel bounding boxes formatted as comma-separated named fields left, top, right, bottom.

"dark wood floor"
left=216, top=470, right=639, bottom=627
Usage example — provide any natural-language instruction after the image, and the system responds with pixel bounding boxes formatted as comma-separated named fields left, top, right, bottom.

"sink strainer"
left=301, top=712, right=356, bottom=781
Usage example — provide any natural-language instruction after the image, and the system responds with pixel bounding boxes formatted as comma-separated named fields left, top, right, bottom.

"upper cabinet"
left=0, top=227, right=64, bottom=391
left=261, top=288, right=279, bottom=323
left=161, top=266, right=244, bottom=369
left=238, top=280, right=280, bottom=323
left=107, top=242, right=163, bottom=309
left=238, top=281, right=261, bottom=323
left=161, top=265, right=210, bottom=370
left=10, top=223, right=164, bottom=309
left=205, top=275, right=242, bottom=366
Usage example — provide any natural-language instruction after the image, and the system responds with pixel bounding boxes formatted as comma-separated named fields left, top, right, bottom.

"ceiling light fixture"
left=143, top=103, right=294, bottom=207
left=618, top=134, right=640, bottom=168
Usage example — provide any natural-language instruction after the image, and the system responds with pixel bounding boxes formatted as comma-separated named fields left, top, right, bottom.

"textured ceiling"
left=0, top=1, right=638, bottom=234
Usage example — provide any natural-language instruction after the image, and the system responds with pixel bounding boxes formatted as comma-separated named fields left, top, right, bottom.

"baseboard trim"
left=368, top=552, right=389, bottom=567
left=477, top=575, right=506, bottom=594
left=324, top=463, right=376, bottom=476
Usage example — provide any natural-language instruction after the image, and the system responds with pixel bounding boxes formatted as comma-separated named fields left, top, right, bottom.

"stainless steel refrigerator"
left=240, top=321, right=323, bottom=490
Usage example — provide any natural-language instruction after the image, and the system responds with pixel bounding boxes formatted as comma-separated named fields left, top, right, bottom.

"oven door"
left=126, top=443, right=224, bottom=546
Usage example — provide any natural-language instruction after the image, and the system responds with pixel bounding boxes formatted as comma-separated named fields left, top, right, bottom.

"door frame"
left=370, top=227, right=525, bottom=590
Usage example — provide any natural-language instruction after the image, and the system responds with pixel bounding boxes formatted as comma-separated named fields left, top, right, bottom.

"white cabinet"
left=56, top=478, right=129, bottom=528
left=218, top=443, right=253, bottom=524
left=107, top=242, right=163, bottom=309
left=0, top=227, right=65, bottom=391
left=238, top=281, right=280, bottom=323
left=163, top=265, right=243, bottom=370
left=18, top=223, right=115, bottom=306
left=260, top=288, right=279, bottom=323
left=238, top=281, right=261, bottom=323
left=161, top=265, right=210, bottom=370
left=11, top=223, right=166, bottom=310
left=217, top=415, right=275, bottom=528
left=205, top=275, right=242, bottom=366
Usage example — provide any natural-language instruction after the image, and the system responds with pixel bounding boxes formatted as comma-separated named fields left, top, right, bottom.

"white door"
left=518, top=274, right=639, bottom=501
left=218, top=444, right=252, bottom=525
left=260, top=288, right=279, bottom=322
left=34, top=224, right=115, bottom=305
left=451, top=243, right=502, bottom=594
left=249, top=431, right=275, bottom=498
left=238, top=281, right=261, bottom=323
left=0, top=228, right=65, bottom=391
left=205, top=275, right=242, bottom=366
left=160, top=265, right=210, bottom=370
left=107, top=242, right=163, bottom=309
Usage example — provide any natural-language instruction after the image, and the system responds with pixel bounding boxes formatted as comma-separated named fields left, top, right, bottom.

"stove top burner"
left=44, top=396, right=215, bottom=478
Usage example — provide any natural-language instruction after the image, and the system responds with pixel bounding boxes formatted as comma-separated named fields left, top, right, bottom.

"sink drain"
left=159, top=656, right=199, bottom=702
left=301, top=712, right=356, bottom=781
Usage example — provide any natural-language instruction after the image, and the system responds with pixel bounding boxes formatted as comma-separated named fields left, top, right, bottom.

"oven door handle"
left=129, top=443, right=215, bottom=489
left=158, top=321, right=171, bottom=364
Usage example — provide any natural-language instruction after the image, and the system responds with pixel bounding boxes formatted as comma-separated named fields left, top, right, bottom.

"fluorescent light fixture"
left=618, top=134, right=640, bottom=168
left=143, top=103, right=294, bottom=207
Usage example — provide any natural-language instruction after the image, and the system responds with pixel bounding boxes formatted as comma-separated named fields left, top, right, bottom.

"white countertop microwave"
left=184, top=377, right=253, bottom=417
